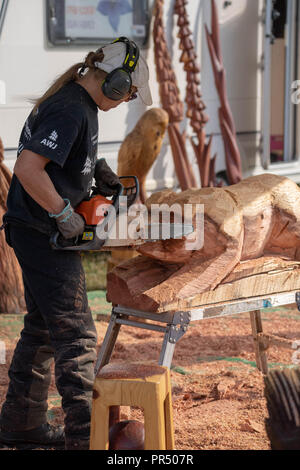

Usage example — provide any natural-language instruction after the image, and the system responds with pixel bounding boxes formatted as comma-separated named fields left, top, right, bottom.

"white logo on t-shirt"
left=40, top=138, right=58, bottom=150
left=81, top=156, right=92, bottom=175
left=24, top=119, right=31, bottom=140
left=40, top=130, right=59, bottom=149
left=18, top=142, right=24, bottom=155
left=91, top=132, right=98, bottom=146
left=49, top=130, right=58, bottom=142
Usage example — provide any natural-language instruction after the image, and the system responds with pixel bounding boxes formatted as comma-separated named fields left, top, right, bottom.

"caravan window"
left=262, top=0, right=300, bottom=167
left=47, top=0, right=150, bottom=47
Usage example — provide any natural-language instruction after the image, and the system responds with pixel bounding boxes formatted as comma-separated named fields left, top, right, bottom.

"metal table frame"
left=95, top=290, right=300, bottom=375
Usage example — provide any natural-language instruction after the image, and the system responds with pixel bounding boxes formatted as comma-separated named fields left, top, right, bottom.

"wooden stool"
left=90, top=362, right=175, bottom=450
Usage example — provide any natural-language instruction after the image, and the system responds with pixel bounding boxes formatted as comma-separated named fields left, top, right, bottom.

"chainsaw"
left=50, top=176, right=193, bottom=251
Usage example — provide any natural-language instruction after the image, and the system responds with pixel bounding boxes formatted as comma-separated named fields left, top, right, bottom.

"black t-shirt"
left=4, top=81, right=99, bottom=235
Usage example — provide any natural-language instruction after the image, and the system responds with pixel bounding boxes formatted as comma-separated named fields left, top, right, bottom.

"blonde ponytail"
left=31, top=49, right=105, bottom=112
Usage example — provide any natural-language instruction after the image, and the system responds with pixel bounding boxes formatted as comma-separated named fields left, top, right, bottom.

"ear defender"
left=101, top=37, right=140, bottom=101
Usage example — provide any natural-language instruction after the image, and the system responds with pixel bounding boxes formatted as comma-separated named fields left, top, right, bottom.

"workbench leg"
left=249, top=310, right=268, bottom=375
left=94, top=311, right=122, bottom=375
left=158, top=325, right=177, bottom=368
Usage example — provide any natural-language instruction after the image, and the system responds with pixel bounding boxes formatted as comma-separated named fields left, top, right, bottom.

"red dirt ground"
left=1, top=303, right=300, bottom=450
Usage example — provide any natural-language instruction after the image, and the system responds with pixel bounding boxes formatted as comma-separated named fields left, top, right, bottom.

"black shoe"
left=0, top=423, right=65, bottom=448
left=65, top=437, right=90, bottom=450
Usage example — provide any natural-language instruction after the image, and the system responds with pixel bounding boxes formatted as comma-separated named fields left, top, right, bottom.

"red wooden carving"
left=205, top=0, right=242, bottom=184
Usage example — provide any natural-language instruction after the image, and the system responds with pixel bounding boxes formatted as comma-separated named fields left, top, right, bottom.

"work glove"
left=49, top=199, right=85, bottom=239
left=94, top=158, right=120, bottom=197
left=56, top=209, right=85, bottom=239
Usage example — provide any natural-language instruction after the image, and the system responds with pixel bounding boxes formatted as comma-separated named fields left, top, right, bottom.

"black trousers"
left=0, top=224, right=97, bottom=442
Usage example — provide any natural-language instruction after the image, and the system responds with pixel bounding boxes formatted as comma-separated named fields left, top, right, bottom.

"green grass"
left=81, top=251, right=113, bottom=316
left=196, top=355, right=300, bottom=370
left=81, top=251, right=110, bottom=291
left=171, top=365, right=191, bottom=376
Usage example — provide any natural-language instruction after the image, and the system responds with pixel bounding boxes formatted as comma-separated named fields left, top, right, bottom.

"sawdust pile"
left=1, top=304, right=300, bottom=450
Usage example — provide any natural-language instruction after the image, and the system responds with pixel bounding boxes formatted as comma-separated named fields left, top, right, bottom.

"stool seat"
left=97, top=362, right=168, bottom=380
left=90, top=361, right=175, bottom=450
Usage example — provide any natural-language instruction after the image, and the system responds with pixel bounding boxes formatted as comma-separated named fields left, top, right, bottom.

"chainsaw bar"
left=101, top=222, right=194, bottom=249
left=51, top=222, right=194, bottom=251
left=137, top=223, right=194, bottom=242
left=50, top=175, right=194, bottom=252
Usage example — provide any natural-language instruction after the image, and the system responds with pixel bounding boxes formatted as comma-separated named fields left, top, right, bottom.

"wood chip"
left=216, top=378, right=237, bottom=399
left=240, top=419, right=264, bottom=433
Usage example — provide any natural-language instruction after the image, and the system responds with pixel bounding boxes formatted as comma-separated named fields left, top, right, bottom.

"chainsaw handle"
left=111, top=182, right=123, bottom=218
left=118, top=176, right=139, bottom=208
left=112, top=182, right=124, bottom=202
left=50, top=230, right=107, bottom=251
left=50, top=231, right=79, bottom=250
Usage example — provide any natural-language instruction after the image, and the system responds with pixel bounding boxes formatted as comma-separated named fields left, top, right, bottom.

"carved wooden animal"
left=0, top=137, right=25, bottom=313
left=107, top=174, right=300, bottom=310
left=117, top=108, right=169, bottom=204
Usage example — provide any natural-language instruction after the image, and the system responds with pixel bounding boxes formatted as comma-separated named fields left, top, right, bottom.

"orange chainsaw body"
left=50, top=176, right=139, bottom=251
left=75, top=195, right=113, bottom=226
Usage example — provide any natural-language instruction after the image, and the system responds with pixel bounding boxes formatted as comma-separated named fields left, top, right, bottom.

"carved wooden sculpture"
left=153, top=0, right=197, bottom=190
left=205, top=0, right=242, bottom=185
left=174, top=0, right=215, bottom=188
left=107, top=174, right=300, bottom=312
left=0, top=137, right=25, bottom=313
left=117, top=108, right=169, bottom=204
left=152, top=0, right=241, bottom=188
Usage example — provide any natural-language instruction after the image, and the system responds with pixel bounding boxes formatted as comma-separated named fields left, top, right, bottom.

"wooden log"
left=107, top=255, right=300, bottom=313
left=107, top=174, right=300, bottom=312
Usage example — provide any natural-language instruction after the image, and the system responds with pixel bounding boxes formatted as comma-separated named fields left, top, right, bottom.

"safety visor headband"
left=112, top=37, right=139, bottom=73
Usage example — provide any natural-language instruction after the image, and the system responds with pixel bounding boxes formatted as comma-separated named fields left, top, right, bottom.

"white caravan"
left=0, top=0, right=300, bottom=191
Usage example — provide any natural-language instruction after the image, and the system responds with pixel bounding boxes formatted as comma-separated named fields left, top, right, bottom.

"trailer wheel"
left=264, top=368, right=300, bottom=450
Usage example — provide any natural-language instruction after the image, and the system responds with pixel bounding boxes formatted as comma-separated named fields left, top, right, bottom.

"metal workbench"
left=95, top=290, right=300, bottom=375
